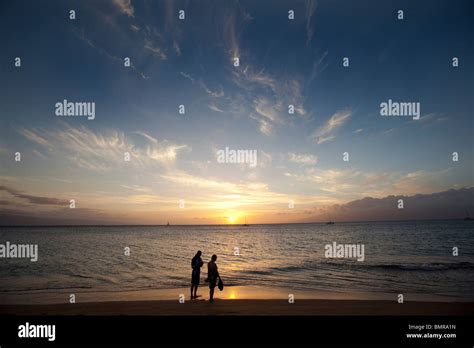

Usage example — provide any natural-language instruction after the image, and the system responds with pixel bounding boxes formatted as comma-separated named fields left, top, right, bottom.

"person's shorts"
left=191, top=271, right=200, bottom=285
left=209, top=278, right=217, bottom=289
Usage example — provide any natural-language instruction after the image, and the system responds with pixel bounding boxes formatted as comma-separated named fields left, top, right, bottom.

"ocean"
left=1, top=220, right=473, bottom=302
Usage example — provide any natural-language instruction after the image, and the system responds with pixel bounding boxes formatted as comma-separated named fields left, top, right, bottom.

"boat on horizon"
left=243, top=216, right=250, bottom=226
left=326, top=214, right=335, bottom=225
left=464, top=209, right=473, bottom=221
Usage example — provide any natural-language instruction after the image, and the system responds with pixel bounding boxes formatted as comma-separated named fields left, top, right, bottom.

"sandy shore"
left=1, top=299, right=473, bottom=316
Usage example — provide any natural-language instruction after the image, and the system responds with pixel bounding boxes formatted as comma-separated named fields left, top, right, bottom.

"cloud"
left=392, top=169, right=453, bottom=194
left=146, top=144, right=189, bottom=162
left=18, top=125, right=190, bottom=172
left=312, top=109, right=351, bottom=144
left=308, top=50, right=328, bottom=85
left=254, top=97, right=283, bottom=124
left=158, top=170, right=289, bottom=208
left=71, top=27, right=148, bottom=79
left=382, top=128, right=395, bottom=135
left=180, top=72, right=224, bottom=97
left=173, top=41, right=181, bottom=56
left=144, top=38, right=167, bottom=60
left=288, top=153, right=318, bottom=165
left=113, top=0, right=134, bottom=17
left=32, top=149, right=48, bottom=160
left=134, top=131, right=158, bottom=143
left=208, top=103, right=224, bottom=113
left=354, top=128, right=363, bottom=133
left=250, top=115, right=273, bottom=135
left=199, top=81, right=224, bottom=98
left=231, top=65, right=308, bottom=134
left=249, top=97, right=283, bottom=136
left=180, top=71, right=195, bottom=83
left=306, top=187, right=474, bottom=222
left=18, top=128, right=52, bottom=148
left=286, top=166, right=455, bottom=199
left=306, top=0, right=318, bottom=45
left=0, top=186, right=69, bottom=205
left=222, top=3, right=252, bottom=63
left=410, top=113, right=449, bottom=128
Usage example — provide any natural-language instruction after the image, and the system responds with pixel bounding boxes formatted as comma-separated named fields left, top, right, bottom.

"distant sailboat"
left=243, top=216, right=250, bottom=226
left=326, top=214, right=335, bottom=225
left=166, top=221, right=170, bottom=226
left=464, top=209, right=473, bottom=221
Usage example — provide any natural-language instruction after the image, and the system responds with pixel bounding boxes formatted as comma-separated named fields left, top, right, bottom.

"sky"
left=0, top=0, right=473, bottom=225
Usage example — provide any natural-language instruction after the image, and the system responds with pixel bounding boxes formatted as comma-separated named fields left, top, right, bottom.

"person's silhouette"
left=207, top=254, right=220, bottom=302
left=190, top=250, right=203, bottom=299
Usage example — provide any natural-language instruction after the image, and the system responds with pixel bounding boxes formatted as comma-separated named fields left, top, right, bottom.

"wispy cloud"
left=72, top=27, right=149, bottom=79
left=18, top=125, right=190, bottom=172
left=112, top=0, right=135, bottom=17
left=312, top=109, right=351, bottom=144
left=308, top=50, right=328, bottom=85
left=130, top=24, right=140, bottom=32
left=144, top=38, right=167, bottom=60
left=254, top=97, right=283, bottom=124
left=180, top=71, right=195, bottom=83
left=199, top=80, right=224, bottom=98
left=0, top=185, right=69, bottom=205
left=382, top=128, right=395, bottom=135
left=222, top=3, right=252, bottom=63
left=305, top=0, right=318, bottom=45
left=208, top=103, right=224, bottom=113
left=180, top=72, right=224, bottom=98
left=18, top=128, right=52, bottom=148
left=134, top=131, right=158, bottom=143
left=232, top=68, right=308, bottom=134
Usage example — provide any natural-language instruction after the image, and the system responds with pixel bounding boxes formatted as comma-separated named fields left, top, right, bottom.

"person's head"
left=196, top=250, right=202, bottom=257
left=211, top=254, right=217, bottom=261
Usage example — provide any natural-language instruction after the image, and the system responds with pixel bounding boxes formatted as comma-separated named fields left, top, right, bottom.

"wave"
left=367, top=262, right=474, bottom=271
left=248, top=261, right=474, bottom=274
left=0, top=285, right=93, bottom=293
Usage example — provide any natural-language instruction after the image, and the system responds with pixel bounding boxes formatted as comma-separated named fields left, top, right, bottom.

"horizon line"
left=0, top=217, right=471, bottom=228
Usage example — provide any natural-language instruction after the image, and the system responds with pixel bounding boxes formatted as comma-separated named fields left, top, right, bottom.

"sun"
left=227, top=216, right=237, bottom=224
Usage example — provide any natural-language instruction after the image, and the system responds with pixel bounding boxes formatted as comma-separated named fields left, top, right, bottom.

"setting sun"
left=224, top=211, right=243, bottom=224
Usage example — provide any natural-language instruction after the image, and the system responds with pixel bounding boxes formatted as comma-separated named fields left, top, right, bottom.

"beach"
left=1, top=299, right=473, bottom=316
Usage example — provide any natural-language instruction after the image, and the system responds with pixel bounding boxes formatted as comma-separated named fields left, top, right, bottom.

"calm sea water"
left=0, top=221, right=473, bottom=301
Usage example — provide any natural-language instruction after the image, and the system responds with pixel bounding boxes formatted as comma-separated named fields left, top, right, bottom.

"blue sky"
left=0, top=0, right=472, bottom=224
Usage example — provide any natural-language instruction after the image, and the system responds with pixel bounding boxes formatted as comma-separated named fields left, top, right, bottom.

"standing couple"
left=191, top=251, right=223, bottom=302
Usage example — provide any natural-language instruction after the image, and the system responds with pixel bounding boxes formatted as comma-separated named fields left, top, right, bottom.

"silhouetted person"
left=207, top=254, right=220, bottom=302
left=191, top=250, right=203, bottom=299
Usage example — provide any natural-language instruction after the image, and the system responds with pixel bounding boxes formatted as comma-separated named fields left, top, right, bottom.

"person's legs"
left=193, top=285, right=198, bottom=298
left=190, top=284, right=195, bottom=299
left=209, top=287, right=214, bottom=302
